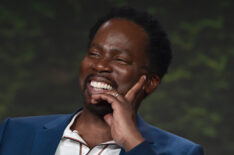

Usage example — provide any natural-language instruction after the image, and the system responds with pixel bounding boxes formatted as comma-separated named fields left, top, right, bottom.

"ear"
left=144, top=74, right=160, bottom=95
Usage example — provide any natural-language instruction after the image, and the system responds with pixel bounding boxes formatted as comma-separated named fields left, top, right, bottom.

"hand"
left=91, top=75, right=147, bottom=151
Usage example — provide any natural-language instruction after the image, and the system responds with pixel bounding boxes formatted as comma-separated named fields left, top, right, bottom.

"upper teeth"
left=90, top=81, right=113, bottom=90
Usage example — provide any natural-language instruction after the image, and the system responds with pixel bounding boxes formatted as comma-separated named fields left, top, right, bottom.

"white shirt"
left=55, top=112, right=121, bottom=155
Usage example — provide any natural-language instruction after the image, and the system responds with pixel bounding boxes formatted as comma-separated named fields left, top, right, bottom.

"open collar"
left=30, top=110, right=79, bottom=155
left=30, top=108, right=154, bottom=155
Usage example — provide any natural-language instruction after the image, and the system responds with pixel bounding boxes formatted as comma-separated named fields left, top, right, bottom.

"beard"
left=85, top=100, right=113, bottom=117
left=81, top=74, right=116, bottom=117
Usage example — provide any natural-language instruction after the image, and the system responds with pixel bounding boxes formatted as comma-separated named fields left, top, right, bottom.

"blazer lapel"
left=30, top=110, right=153, bottom=155
left=31, top=110, right=80, bottom=155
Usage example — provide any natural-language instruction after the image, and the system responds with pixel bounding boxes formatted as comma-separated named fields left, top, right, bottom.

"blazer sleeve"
left=0, top=118, right=9, bottom=145
left=121, top=141, right=204, bottom=155
left=187, top=144, right=204, bottom=155
left=121, top=141, right=157, bottom=155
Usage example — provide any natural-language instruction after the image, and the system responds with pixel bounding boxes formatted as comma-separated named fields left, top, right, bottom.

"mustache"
left=84, top=73, right=118, bottom=90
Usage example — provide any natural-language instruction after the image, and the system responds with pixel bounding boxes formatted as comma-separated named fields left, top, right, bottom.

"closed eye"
left=88, top=51, right=100, bottom=58
left=115, top=58, right=130, bottom=65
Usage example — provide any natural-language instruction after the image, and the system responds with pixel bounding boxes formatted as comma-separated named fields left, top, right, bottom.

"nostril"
left=95, top=60, right=112, bottom=72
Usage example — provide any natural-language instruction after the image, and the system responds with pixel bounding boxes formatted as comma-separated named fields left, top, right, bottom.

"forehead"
left=91, top=18, right=149, bottom=60
left=99, top=18, right=148, bottom=38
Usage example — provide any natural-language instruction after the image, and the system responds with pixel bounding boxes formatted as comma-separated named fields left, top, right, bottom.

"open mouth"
left=84, top=74, right=117, bottom=96
left=90, top=80, right=113, bottom=90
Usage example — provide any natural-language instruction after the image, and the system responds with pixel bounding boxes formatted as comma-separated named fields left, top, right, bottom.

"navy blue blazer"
left=0, top=109, right=204, bottom=155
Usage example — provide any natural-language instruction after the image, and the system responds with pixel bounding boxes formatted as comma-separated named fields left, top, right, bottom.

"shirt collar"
left=62, top=111, right=118, bottom=146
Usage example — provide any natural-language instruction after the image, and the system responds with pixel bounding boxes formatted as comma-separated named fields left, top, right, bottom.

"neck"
left=74, top=108, right=110, bottom=129
left=71, top=108, right=112, bottom=147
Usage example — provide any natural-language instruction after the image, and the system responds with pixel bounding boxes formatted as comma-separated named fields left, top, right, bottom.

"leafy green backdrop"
left=0, top=0, right=233, bottom=154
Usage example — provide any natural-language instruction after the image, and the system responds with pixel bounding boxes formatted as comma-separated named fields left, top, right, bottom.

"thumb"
left=104, top=113, right=113, bottom=127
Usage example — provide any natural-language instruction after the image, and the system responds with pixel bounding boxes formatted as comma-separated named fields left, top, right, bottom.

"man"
left=0, top=7, right=204, bottom=155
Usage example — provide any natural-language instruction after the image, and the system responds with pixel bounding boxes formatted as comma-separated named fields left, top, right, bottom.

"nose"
left=93, top=58, right=112, bottom=73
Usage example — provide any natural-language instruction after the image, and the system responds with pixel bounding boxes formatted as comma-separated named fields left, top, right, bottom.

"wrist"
left=122, top=131, right=145, bottom=152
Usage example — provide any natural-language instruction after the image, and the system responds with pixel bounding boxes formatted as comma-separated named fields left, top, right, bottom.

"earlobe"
left=144, top=74, right=160, bottom=95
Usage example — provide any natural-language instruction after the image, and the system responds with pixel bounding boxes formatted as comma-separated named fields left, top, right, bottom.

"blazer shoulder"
left=149, top=125, right=203, bottom=154
left=0, top=118, right=10, bottom=143
left=0, top=114, right=70, bottom=131
left=0, top=114, right=72, bottom=155
left=138, top=117, right=204, bottom=154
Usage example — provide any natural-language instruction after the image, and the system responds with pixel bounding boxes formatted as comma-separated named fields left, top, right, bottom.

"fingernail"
left=143, top=75, right=146, bottom=80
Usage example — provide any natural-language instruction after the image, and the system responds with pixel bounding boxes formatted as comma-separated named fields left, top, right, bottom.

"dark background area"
left=0, top=0, right=233, bottom=154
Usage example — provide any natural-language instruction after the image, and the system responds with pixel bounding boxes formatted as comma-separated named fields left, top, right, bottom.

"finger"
left=91, top=98, right=99, bottom=104
left=105, top=91, right=119, bottom=98
left=91, top=94, right=120, bottom=109
left=105, top=90, right=125, bottom=102
left=104, top=113, right=113, bottom=127
left=125, top=75, right=146, bottom=103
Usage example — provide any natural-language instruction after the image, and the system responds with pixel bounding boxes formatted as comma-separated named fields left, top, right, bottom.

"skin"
left=73, top=18, right=160, bottom=151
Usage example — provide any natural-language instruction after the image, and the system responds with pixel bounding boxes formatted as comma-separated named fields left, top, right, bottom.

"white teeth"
left=90, top=81, right=113, bottom=90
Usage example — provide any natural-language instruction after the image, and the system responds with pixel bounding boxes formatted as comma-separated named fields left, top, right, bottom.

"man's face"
left=79, top=18, right=149, bottom=116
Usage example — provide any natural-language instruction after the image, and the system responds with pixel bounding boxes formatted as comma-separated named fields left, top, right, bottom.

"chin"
left=85, top=101, right=113, bottom=117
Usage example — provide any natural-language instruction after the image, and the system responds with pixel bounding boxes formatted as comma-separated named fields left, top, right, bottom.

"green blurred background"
left=0, top=0, right=233, bottom=154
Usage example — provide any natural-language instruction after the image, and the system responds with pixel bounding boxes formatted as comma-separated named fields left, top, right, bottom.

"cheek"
left=79, top=58, right=92, bottom=88
left=79, top=60, right=87, bottom=76
left=113, top=66, right=140, bottom=94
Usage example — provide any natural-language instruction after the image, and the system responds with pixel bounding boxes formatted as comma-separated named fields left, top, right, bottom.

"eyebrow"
left=89, top=43, right=103, bottom=50
left=90, top=43, right=132, bottom=56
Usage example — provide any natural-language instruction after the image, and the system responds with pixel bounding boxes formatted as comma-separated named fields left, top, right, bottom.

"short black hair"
left=88, top=7, right=172, bottom=79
